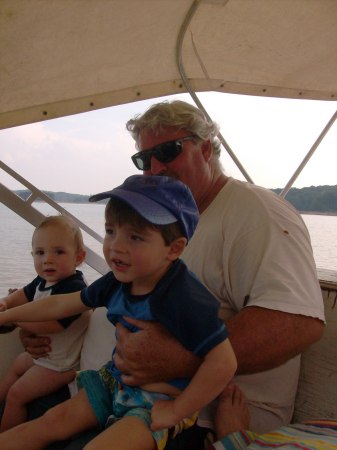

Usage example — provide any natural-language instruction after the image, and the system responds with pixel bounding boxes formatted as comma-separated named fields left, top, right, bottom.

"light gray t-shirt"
left=182, top=178, right=324, bottom=431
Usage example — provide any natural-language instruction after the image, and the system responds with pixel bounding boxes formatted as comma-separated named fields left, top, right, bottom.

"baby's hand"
left=0, top=301, right=7, bottom=312
left=150, top=399, right=181, bottom=431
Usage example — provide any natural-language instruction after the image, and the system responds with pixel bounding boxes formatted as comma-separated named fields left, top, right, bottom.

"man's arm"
left=227, top=306, right=324, bottom=374
left=114, top=307, right=324, bottom=385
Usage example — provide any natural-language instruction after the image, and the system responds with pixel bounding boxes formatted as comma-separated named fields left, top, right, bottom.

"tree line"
left=15, top=185, right=337, bottom=213
left=272, top=185, right=337, bottom=213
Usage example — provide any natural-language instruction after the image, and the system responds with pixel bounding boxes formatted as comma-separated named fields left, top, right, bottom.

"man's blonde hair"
left=126, top=100, right=221, bottom=157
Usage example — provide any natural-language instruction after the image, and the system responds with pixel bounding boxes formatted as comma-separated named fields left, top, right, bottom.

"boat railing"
left=0, top=160, right=109, bottom=276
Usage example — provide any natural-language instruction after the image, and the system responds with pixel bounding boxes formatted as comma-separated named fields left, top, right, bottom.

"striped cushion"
left=209, top=419, right=337, bottom=450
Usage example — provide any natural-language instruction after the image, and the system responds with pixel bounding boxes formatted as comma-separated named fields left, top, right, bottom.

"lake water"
left=1, top=202, right=337, bottom=296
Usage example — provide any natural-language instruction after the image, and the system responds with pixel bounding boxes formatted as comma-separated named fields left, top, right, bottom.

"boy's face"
left=103, top=214, right=177, bottom=294
left=31, top=225, right=84, bottom=283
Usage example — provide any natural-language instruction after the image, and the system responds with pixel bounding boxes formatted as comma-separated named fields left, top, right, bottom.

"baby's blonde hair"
left=33, top=215, right=85, bottom=253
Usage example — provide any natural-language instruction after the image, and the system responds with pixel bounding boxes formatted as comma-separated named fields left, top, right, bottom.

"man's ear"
left=76, top=249, right=87, bottom=266
left=167, top=237, right=187, bottom=261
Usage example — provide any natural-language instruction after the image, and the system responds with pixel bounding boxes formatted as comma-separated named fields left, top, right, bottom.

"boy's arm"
left=0, top=288, right=28, bottom=311
left=16, top=320, right=64, bottom=334
left=150, top=338, right=237, bottom=431
left=0, top=289, right=64, bottom=333
left=0, top=291, right=89, bottom=325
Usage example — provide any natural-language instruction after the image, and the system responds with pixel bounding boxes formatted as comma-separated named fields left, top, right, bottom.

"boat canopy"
left=1, top=0, right=337, bottom=130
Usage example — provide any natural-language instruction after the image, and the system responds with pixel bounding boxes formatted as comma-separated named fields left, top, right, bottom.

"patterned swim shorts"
left=77, top=365, right=198, bottom=450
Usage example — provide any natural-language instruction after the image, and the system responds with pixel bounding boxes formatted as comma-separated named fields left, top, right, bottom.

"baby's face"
left=31, top=225, right=82, bottom=283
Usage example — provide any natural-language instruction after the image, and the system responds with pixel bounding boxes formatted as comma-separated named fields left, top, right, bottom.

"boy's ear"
left=76, top=249, right=87, bottom=266
left=167, top=237, right=187, bottom=261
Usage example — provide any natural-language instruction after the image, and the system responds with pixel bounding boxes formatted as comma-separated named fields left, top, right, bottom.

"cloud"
left=1, top=93, right=337, bottom=194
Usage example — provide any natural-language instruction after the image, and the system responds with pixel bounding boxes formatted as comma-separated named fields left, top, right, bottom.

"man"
left=20, top=100, right=324, bottom=447
left=114, top=100, right=324, bottom=433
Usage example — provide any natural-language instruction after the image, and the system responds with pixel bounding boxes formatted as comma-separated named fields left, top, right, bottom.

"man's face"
left=137, top=127, right=211, bottom=205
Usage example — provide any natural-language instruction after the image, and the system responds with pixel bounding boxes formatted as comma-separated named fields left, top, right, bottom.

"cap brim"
left=89, top=188, right=178, bottom=225
left=89, top=191, right=113, bottom=202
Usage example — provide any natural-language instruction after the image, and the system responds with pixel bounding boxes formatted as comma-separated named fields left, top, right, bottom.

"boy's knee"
left=42, top=402, right=70, bottom=429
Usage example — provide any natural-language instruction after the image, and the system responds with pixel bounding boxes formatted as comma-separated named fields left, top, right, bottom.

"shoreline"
left=300, top=211, right=337, bottom=216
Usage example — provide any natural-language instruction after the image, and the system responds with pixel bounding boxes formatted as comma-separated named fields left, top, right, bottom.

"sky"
left=1, top=92, right=337, bottom=196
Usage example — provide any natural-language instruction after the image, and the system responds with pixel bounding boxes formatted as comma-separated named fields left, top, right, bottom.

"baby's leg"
left=0, top=352, right=33, bottom=403
left=1, top=362, right=75, bottom=431
left=84, top=416, right=156, bottom=450
left=0, top=389, right=98, bottom=450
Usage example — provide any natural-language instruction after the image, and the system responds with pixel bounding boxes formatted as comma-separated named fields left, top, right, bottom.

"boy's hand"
left=8, top=288, right=18, bottom=295
left=0, top=303, right=17, bottom=333
left=150, top=399, right=180, bottom=431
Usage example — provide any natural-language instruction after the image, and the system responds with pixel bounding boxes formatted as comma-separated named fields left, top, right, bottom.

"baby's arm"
left=151, top=338, right=237, bottom=431
left=0, top=291, right=89, bottom=325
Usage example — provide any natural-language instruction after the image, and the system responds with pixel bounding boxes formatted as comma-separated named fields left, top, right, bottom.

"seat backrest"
left=293, top=282, right=337, bottom=422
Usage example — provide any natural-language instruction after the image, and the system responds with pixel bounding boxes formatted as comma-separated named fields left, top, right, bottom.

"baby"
left=0, top=215, right=91, bottom=431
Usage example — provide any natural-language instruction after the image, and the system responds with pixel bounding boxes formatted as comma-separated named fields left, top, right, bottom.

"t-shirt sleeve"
left=52, top=274, right=88, bottom=328
left=23, top=276, right=41, bottom=301
left=51, top=273, right=87, bottom=295
left=80, top=272, right=118, bottom=309
left=228, top=200, right=324, bottom=320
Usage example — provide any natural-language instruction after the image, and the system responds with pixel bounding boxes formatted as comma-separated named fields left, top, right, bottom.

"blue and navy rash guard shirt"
left=80, top=259, right=228, bottom=387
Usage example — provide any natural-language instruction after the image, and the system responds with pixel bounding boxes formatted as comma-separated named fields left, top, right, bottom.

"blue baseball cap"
left=89, top=175, right=199, bottom=241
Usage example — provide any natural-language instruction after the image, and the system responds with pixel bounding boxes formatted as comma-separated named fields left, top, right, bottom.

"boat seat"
left=1, top=277, right=337, bottom=425
left=293, top=278, right=337, bottom=423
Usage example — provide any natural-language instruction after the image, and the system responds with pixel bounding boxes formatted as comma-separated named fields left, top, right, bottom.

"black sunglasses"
left=131, top=135, right=196, bottom=171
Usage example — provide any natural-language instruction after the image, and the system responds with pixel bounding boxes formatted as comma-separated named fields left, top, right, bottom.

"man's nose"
left=148, top=156, right=167, bottom=175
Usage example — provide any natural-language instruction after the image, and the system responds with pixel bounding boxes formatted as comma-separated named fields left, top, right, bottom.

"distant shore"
left=300, top=211, right=337, bottom=216
left=14, top=187, right=337, bottom=215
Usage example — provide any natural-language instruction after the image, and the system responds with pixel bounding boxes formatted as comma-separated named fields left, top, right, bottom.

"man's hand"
left=19, top=328, right=51, bottom=358
left=114, top=316, right=201, bottom=386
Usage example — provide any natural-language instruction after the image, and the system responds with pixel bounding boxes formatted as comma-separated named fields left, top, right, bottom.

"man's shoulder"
left=226, top=178, right=300, bottom=221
